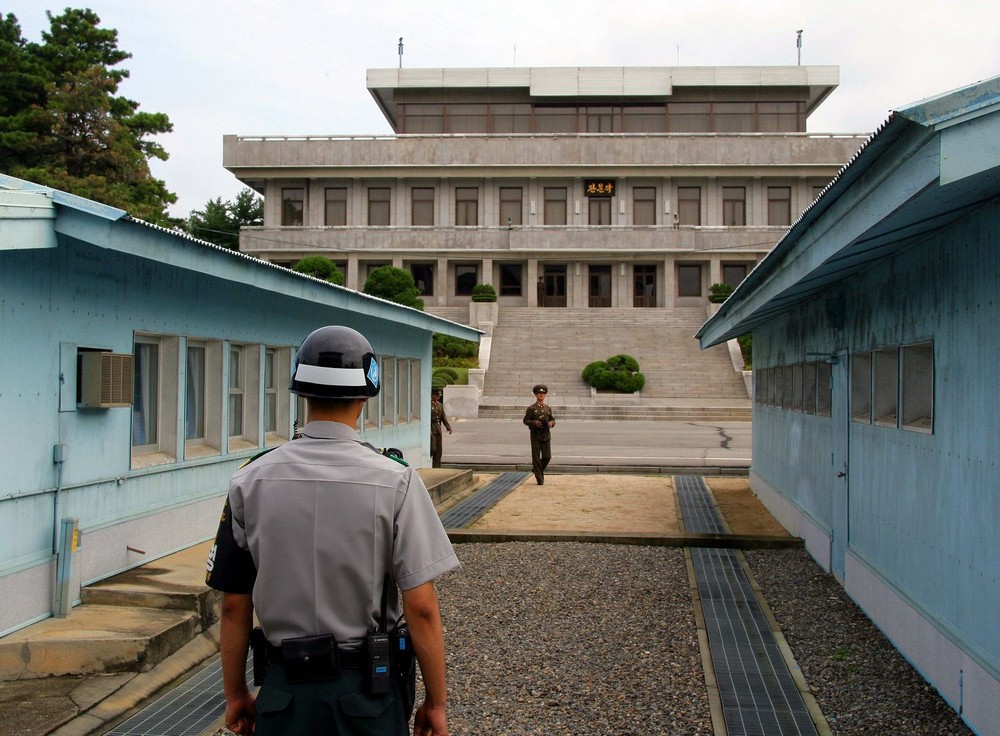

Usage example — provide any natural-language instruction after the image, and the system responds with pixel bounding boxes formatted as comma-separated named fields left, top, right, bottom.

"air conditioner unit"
left=79, top=352, right=134, bottom=408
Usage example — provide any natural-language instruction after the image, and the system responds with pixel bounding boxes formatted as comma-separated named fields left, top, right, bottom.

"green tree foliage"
left=582, top=354, right=646, bottom=393
left=187, top=188, right=263, bottom=249
left=432, top=334, right=478, bottom=368
left=363, top=266, right=424, bottom=310
left=0, top=9, right=176, bottom=224
left=292, top=255, right=345, bottom=285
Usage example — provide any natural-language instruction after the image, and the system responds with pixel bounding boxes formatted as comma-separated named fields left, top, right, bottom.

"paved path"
left=443, top=416, right=752, bottom=470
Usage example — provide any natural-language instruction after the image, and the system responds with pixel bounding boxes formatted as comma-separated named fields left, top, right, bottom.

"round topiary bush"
left=582, top=354, right=645, bottom=393
left=470, top=283, right=497, bottom=302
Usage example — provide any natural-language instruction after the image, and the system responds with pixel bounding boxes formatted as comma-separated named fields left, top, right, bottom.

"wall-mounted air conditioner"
left=79, top=351, right=134, bottom=408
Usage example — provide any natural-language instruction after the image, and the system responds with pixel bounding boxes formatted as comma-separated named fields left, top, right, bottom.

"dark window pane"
left=412, top=187, right=434, bottom=226
left=455, top=264, right=478, bottom=295
left=544, top=187, right=567, bottom=225
left=633, top=187, right=656, bottom=225
left=722, top=187, right=746, bottom=226
left=369, top=188, right=390, bottom=226
left=325, top=188, right=347, bottom=226
left=678, top=264, right=702, bottom=297
left=282, top=188, right=304, bottom=226
left=499, top=263, right=522, bottom=296
left=678, top=187, right=701, bottom=225
left=455, top=187, right=478, bottom=226
left=500, top=187, right=522, bottom=226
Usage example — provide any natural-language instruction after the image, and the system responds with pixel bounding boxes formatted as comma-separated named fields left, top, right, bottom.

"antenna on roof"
left=398, top=37, right=404, bottom=69
left=796, top=30, right=803, bottom=65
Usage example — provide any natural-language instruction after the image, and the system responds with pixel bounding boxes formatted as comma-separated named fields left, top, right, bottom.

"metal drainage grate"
left=438, top=471, right=530, bottom=529
left=106, top=655, right=252, bottom=736
left=675, top=474, right=727, bottom=535
left=677, top=475, right=818, bottom=736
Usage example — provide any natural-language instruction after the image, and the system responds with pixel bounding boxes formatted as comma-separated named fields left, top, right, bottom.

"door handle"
left=836, top=471, right=846, bottom=478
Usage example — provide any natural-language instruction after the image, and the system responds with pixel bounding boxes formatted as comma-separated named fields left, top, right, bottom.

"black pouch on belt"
left=281, top=634, right=340, bottom=683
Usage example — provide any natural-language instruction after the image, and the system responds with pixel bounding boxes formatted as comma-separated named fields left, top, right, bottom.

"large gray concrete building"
left=223, top=65, right=866, bottom=311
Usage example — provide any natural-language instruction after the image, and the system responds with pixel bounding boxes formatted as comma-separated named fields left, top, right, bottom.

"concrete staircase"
left=479, top=307, right=749, bottom=421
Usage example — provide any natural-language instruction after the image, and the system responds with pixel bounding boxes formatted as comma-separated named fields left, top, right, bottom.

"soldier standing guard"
left=429, top=388, right=452, bottom=468
left=523, top=384, right=555, bottom=485
left=206, top=325, right=458, bottom=736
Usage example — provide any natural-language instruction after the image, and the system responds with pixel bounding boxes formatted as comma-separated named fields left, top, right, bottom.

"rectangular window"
left=713, top=102, right=755, bottom=132
left=410, top=359, right=422, bottom=423
left=633, top=264, right=656, bottom=308
left=185, top=344, right=206, bottom=442
left=411, top=264, right=434, bottom=296
left=873, top=348, right=899, bottom=427
left=633, top=187, right=656, bottom=226
left=677, top=187, right=701, bottom=225
left=588, top=197, right=612, bottom=225
left=722, top=264, right=748, bottom=287
left=791, top=363, right=803, bottom=412
left=772, top=366, right=783, bottom=407
left=132, top=340, right=159, bottom=449
left=491, top=103, right=532, bottom=134
left=281, top=188, right=304, bottom=226
left=447, top=104, right=488, bottom=133
left=499, top=263, right=523, bottom=296
left=535, top=106, right=577, bottom=133
left=768, top=186, right=791, bottom=226
left=455, top=264, right=478, bottom=296
left=668, top=103, right=710, bottom=132
left=381, top=356, right=396, bottom=427
left=397, top=358, right=410, bottom=424
left=901, top=343, right=934, bottom=432
left=264, top=349, right=277, bottom=434
left=400, top=103, right=444, bottom=133
left=500, top=187, right=522, bottom=226
left=229, top=346, right=245, bottom=439
left=816, top=362, right=832, bottom=417
left=544, top=188, right=567, bottom=225
left=851, top=352, right=872, bottom=423
left=455, top=187, right=478, bottom=226
left=803, top=362, right=818, bottom=415
left=722, top=187, right=746, bottom=226
left=782, top=365, right=794, bottom=410
left=622, top=105, right=666, bottom=133
left=368, top=187, right=391, bottom=226
left=758, top=102, right=802, bottom=132
left=677, top=264, right=702, bottom=297
left=324, top=187, right=347, bottom=226
left=412, top=187, right=434, bottom=226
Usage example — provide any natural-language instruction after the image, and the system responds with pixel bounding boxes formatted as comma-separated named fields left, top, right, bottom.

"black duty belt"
left=266, top=642, right=364, bottom=669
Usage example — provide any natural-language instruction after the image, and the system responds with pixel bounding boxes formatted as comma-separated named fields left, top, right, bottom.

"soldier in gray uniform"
left=206, top=325, right=458, bottom=736
left=522, top=384, right=555, bottom=485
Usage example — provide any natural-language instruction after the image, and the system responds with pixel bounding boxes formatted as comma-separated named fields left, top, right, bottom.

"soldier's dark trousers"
left=530, top=435, right=551, bottom=484
left=254, top=662, right=408, bottom=736
left=431, top=431, right=443, bottom=468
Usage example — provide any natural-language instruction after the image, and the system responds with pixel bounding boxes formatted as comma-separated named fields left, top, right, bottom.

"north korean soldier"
left=522, top=384, right=555, bottom=485
left=429, top=388, right=452, bottom=468
left=206, top=325, right=459, bottom=736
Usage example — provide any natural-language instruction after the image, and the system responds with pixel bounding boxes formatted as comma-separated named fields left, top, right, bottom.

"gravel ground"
left=437, top=542, right=712, bottom=736
left=427, top=542, right=974, bottom=736
left=744, top=549, right=973, bottom=736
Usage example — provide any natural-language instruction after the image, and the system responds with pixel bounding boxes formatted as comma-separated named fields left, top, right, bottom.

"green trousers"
left=254, top=662, right=409, bottom=736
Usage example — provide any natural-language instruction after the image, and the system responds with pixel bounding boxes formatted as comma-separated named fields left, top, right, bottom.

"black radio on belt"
left=365, top=628, right=391, bottom=695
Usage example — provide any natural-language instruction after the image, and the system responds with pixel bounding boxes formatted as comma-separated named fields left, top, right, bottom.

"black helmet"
left=290, top=326, right=380, bottom=399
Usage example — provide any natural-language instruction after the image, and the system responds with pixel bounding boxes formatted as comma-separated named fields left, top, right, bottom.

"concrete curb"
left=50, top=624, right=222, bottom=736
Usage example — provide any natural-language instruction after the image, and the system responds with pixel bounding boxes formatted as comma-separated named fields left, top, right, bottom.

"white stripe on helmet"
left=295, top=363, right=368, bottom=387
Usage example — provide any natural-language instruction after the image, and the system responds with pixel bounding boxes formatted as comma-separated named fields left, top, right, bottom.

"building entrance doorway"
left=542, top=265, right=567, bottom=307
left=589, top=265, right=612, bottom=307
left=634, top=265, right=656, bottom=307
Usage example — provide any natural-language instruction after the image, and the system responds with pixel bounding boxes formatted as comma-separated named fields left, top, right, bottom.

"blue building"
left=698, top=77, right=1000, bottom=734
left=0, top=175, right=479, bottom=636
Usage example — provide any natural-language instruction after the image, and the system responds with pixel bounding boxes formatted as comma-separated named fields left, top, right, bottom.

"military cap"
left=532, top=384, right=548, bottom=395
left=431, top=387, right=443, bottom=396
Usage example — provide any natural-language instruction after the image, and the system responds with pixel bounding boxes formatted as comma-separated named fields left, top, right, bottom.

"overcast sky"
left=7, top=0, right=999, bottom=217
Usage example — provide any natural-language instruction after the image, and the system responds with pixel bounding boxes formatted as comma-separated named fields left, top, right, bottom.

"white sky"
left=6, top=0, right=999, bottom=217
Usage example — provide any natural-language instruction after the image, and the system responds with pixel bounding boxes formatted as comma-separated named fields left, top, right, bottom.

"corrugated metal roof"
left=697, top=76, right=1000, bottom=348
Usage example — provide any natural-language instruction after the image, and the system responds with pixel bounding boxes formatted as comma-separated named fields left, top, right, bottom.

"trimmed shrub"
left=363, top=266, right=424, bottom=310
left=582, top=353, right=645, bottom=393
left=433, top=334, right=478, bottom=360
left=293, top=255, right=345, bottom=285
left=470, top=283, right=497, bottom=302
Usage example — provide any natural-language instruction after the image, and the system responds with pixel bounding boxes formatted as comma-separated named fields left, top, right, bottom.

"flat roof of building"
left=367, top=65, right=840, bottom=127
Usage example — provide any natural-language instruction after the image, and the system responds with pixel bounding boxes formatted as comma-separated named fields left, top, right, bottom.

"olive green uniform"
left=523, top=402, right=555, bottom=484
left=429, top=398, right=451, bottom=468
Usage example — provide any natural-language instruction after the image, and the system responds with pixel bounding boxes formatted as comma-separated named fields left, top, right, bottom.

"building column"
left=436, top=257, right=450, bottom=307
left=481, top=257, right=494, bottom=286
left=528, top=259, right=540, bottom=307
left=347, top=253, right=360, bottom=291
left=709, top=256, right=723, bottom=290
left=663, top=256, right=675, bottom=308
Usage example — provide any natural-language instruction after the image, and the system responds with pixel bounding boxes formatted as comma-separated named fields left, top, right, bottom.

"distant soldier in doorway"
left=430, top=388, right=452, bottom=468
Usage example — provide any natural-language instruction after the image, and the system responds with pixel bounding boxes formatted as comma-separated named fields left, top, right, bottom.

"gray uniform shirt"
left=227, top=420, right=459, bottom=647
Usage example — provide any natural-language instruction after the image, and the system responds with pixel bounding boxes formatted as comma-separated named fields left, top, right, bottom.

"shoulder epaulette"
left=239, top=447, right=276, bottom=469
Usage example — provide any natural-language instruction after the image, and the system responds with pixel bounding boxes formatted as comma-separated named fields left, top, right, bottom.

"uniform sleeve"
left=205, top=495, right=257, bottom=593
left=523, top=406, right=534, bottom=427
left=393, top=468, right=459, bottom=590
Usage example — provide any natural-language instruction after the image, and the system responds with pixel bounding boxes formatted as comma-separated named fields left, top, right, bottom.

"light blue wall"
left=752, top=199, right=1000, bottom=679
left=0, top=205, right=472, bottom=631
